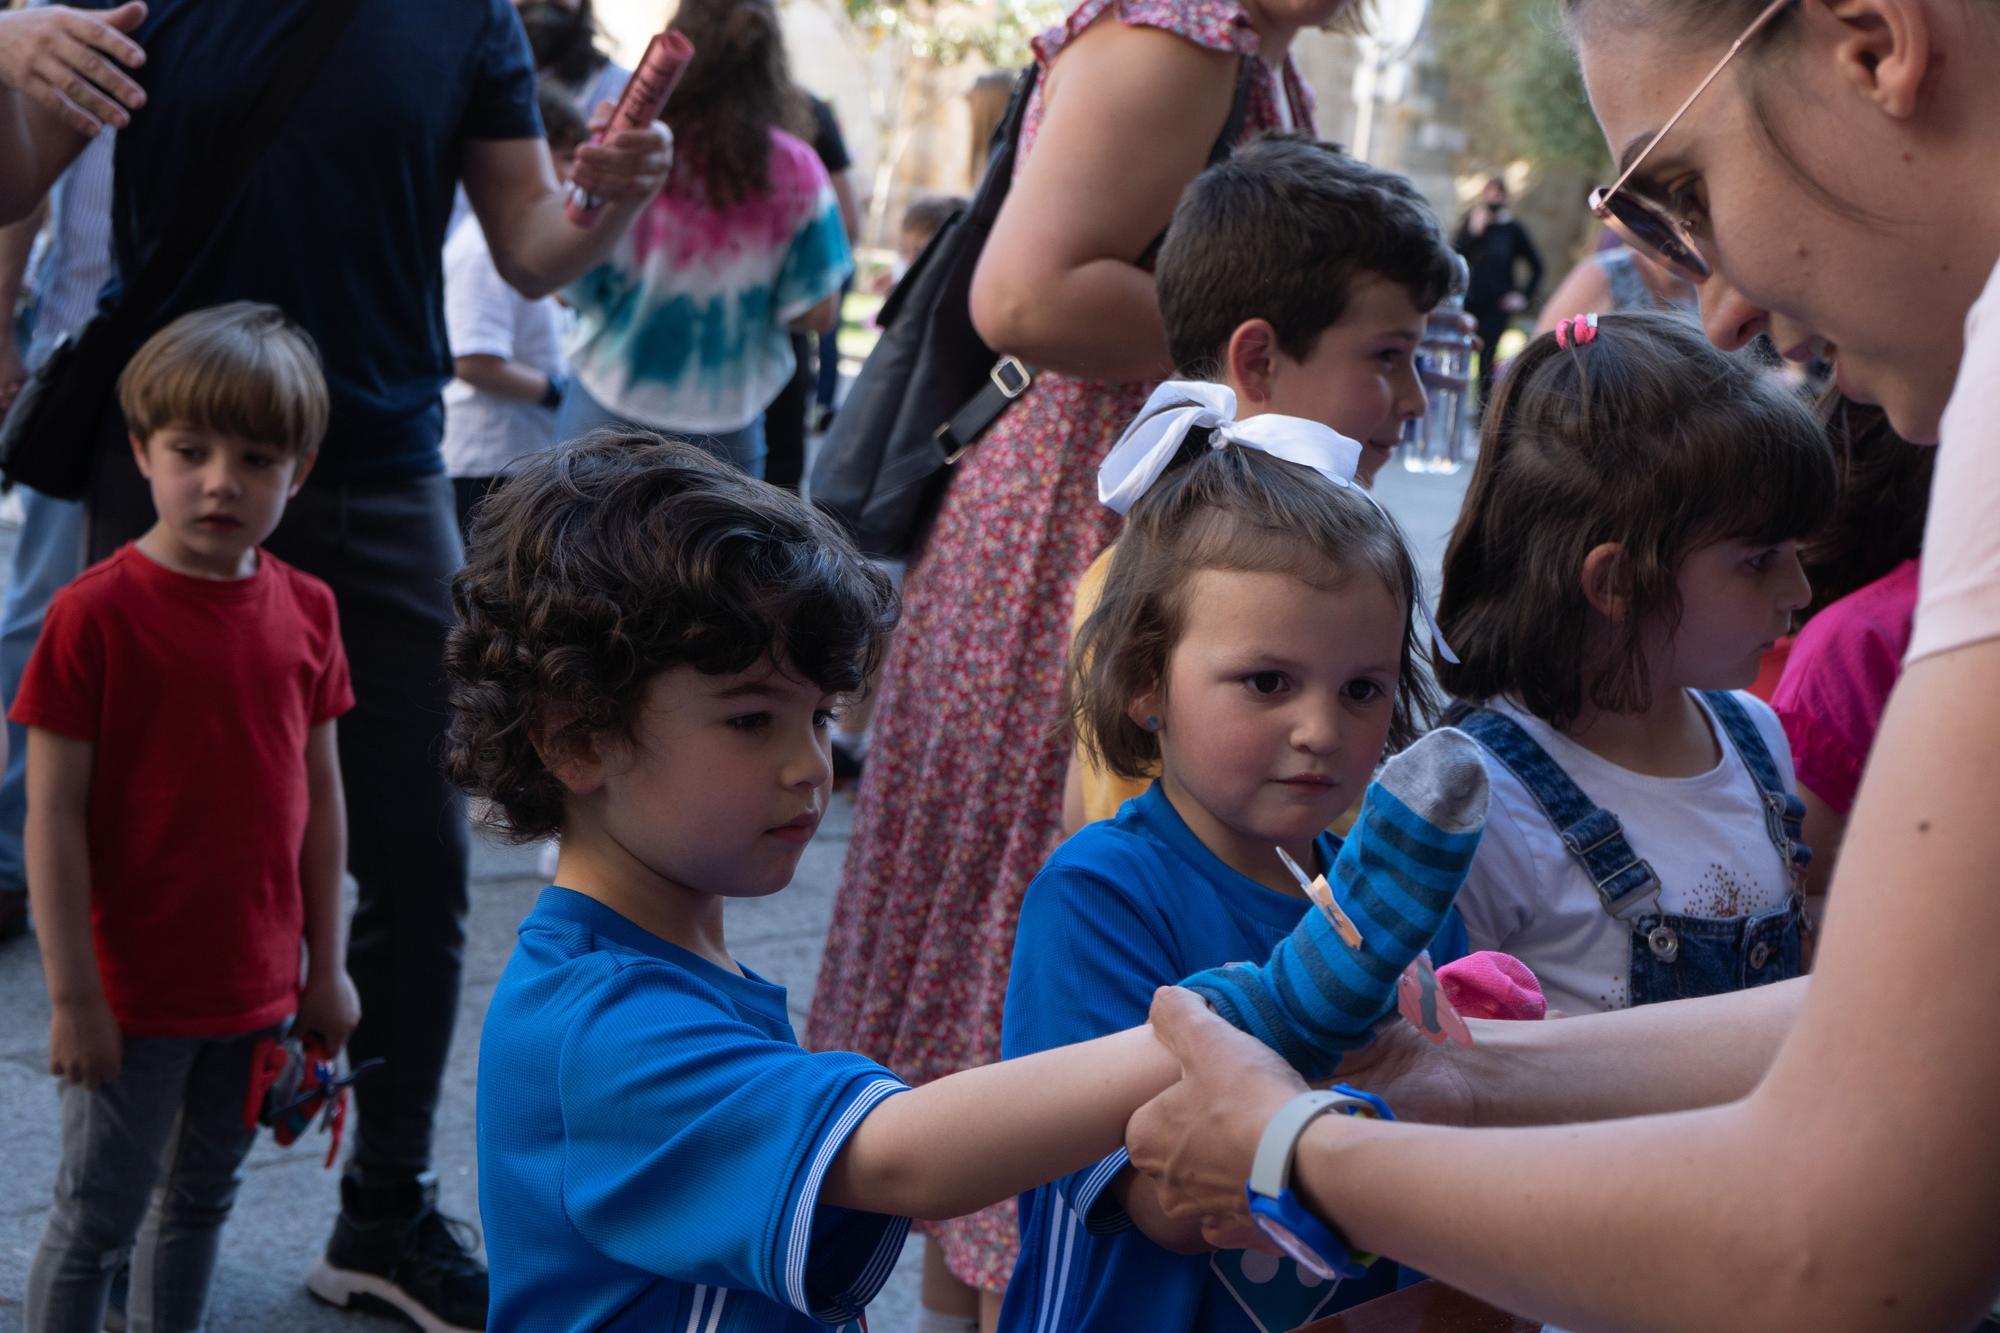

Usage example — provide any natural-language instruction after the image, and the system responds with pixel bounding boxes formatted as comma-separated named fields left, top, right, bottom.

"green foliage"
left=1431, top=0, right=1608, bottom=173
left=844, top=0, right=1066, bottom=68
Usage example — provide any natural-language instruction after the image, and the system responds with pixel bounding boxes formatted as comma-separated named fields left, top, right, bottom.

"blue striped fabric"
left=1181, top=754, right=1487, bottom=1079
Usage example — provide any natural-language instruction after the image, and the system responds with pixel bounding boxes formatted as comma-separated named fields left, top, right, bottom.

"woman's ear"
left=1580, top=542, right=1631, bottom=622
left=1817, top=0, right=1932, bottom=120
left=1225, top=319, right=1281, bottom=410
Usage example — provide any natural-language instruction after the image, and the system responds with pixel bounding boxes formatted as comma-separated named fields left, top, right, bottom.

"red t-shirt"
left=10, top=544, right=354, bottom=1037
left=1771, top=559, right=1921, bottom=818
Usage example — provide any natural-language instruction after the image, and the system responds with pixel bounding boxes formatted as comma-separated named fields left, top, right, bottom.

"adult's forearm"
left=1294, top=1096, right=1867, bottom=1332
left=1456, top=978, right=1801, bottom=1126
left=488, top=189, right=643, bottom=300
left=0, top=207, right=45, bottom=327
left=0, top=92, right=44, bottom=224
left=973, top=258, right=1173, bottom=384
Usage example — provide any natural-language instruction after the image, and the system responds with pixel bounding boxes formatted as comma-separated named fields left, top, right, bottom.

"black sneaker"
left=307, top=1175, right=487, bottom=1332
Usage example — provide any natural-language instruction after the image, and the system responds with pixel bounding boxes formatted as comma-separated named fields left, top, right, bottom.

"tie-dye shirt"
left=566, top=129, right=853, bottom=434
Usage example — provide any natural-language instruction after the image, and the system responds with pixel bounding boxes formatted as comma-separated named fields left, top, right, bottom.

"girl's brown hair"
left=1436, top=308, right=1835, bottom=728
left=1070, top=443, right=1438, bottom=779
left=664, top=0, right=814, bottom=210
left=1799, top=398, right=1933, bottom=619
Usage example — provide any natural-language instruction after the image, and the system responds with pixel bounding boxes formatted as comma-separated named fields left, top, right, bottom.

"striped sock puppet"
left=1180, top=728, right=1490, bottom=1079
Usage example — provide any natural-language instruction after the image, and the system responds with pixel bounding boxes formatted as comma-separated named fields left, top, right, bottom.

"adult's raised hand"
left=0, top=2, right=146, bottom=138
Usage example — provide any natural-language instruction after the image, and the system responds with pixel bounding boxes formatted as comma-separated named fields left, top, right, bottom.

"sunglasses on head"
left=1588, top=0, right=1796, bottom=283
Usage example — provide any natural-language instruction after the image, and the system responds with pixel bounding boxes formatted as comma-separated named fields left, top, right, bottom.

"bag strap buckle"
left=990, top=355, right=1031, bottom=399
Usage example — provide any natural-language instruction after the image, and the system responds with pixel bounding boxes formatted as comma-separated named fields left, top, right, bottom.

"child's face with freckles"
left=563, top=660, right=838, bottom=909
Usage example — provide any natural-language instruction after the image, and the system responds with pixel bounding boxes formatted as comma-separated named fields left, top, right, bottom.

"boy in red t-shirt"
left=12, top=301, right=357, bottom=1329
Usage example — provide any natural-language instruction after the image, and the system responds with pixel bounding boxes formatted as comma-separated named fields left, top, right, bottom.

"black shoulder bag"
left=810, top=60, right=1254, bottom=561
left=0, top=0, right=364, bottom=499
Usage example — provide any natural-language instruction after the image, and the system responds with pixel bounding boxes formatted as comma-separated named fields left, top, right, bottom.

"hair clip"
left=1554, top=313, right=1600, bottom=349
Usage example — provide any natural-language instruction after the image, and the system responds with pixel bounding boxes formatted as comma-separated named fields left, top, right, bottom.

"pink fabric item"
left=1435, top=951, right=1547, bottom=1022
left=1771, top=560, right=1920, bottom=817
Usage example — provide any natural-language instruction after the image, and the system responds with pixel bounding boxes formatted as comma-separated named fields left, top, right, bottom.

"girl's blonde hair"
left=1069, top=443, right=1438, bottom=780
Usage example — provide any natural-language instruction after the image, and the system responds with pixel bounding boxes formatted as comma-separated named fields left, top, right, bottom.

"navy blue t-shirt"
left=81, top=0, right=541, bottom=480
left=999, top=785, right=1467, bottom=1333
left=479, top=888, right=913, bottom=1331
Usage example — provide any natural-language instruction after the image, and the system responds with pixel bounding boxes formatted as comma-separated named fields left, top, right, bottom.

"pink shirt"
left=1909, top=255, right=2000, bottom=663
left=1771, top=561, right=1920, bottom=817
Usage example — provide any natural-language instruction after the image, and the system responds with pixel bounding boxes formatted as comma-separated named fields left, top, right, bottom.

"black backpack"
left=809, top=60, right=1251, bottom=560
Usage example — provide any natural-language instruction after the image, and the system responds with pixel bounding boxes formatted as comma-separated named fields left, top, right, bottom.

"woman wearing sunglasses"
left=1118, top=1, right=2000, bottom=1327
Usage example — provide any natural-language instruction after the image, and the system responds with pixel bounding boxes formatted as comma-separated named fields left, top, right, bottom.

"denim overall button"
left=1647, top=925, right=1680, bottom=962
left=1748, top=940, right=1772, bottom=971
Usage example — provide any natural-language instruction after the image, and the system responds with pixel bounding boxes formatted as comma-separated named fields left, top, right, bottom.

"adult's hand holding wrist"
left=1126, top=987, right=1307, bottom=1238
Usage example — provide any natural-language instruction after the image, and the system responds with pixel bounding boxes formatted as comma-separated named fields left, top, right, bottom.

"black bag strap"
left=933, top=56, right=1257, bottom=459
left=102, top=0, right=366, bottom=339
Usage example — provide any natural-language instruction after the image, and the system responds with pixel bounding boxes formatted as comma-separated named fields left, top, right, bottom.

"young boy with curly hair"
left=455, top=435, right=1488, bottom=1329
left=14, top=301, right=356, bottom=1328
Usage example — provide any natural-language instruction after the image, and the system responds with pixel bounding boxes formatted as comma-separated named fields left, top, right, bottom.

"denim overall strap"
left=1699, top=690, right=1812, bottom=881
left=1452, top=708, right=1662, bottom=917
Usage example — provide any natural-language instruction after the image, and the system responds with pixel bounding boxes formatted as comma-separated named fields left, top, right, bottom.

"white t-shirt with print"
left=1454, top=691, right=1799, bottom=1015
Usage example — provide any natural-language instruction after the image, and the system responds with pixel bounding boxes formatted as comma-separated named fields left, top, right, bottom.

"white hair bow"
left=1095, top=379, right=1458, bottom=663
left=1097, top=381, right=1365, bottom=516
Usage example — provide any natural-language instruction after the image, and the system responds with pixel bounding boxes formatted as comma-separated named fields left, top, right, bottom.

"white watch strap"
left=1249, top=1090, right=1366, bottom=1197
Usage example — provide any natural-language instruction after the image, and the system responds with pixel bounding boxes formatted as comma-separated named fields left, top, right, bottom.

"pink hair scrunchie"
left=1554, top=312, right=1601, bottom=350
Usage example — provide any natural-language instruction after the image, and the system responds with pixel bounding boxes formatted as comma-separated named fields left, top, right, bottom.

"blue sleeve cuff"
left=790, top=1077, right=913, bottom=1324
left=1069, top=1149, right=1135, bottom=1236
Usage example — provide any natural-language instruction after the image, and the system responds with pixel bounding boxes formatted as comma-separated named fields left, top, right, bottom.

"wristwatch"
left=1244, top=1085, right=1394, bottom=1280
left=539, top=372, right=570, bottom=411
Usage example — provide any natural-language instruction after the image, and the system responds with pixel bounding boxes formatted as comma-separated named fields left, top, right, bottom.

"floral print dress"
left=804, top=0, right=1315, bottom=1291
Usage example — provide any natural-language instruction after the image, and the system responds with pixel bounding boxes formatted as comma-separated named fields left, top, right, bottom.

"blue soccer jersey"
left=999, top=785, right=1467, bottom=1333
left=479, top=887, right=912, bottom=1331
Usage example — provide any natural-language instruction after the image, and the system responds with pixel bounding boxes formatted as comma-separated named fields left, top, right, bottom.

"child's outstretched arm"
left=820, top=1025, right=1180, bottom=1221
left=1181, top=729, right=1490, bottom=1077
left=24, top=728, right=119, bottom=1088
left=822, top=732, right=1489, bottom=1222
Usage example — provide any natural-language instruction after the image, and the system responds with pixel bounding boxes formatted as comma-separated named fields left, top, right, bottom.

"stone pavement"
left=0, top=461, right=1470, bottom=1332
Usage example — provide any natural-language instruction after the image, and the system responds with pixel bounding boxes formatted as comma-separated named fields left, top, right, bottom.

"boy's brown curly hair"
left=445, top=433, right=899, bottom=842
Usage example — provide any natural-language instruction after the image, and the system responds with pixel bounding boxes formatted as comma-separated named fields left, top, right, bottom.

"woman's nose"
left=1699, top=277, right=1767, bottom=352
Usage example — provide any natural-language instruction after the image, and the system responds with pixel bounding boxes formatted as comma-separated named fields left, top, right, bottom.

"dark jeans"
left=451, top=474, right=507, bottom=549
left=27, top=1028, right=272, bottom=1333
left=87, top=436, right=470, bottom=1191
left=766, top=333, right=813, bottom=492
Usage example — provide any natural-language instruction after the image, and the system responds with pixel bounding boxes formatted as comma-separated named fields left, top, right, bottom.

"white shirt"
left=441, top=221, right=569, bottom=479
left=1453, top=691, right=1799, bottom=1015
left=22, top=0, right=114, bottom=363
left=1909, top=253, right=2000, bottom=663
